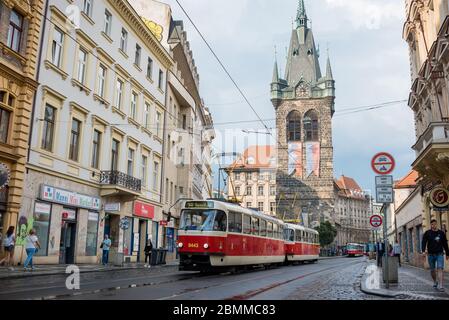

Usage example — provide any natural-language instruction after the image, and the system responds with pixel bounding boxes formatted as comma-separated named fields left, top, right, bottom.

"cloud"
left=324, top=0, right=404, bottom=30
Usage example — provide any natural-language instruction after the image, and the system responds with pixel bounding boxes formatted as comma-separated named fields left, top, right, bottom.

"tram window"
left=260, top=220, right=267, bottom=237
left=286, top=229, right=294, bottom=242
left=279, top=226, right=284, bottom=239
left=267, top=222, right=273, bottom=238
left=243, top=215, right=251, bottom=235
left=273, top=224, right=278, bottom=239
left=295, top=230, right=300, bottom=242
left=228, top=211, right=242, bottom=233
left=251, top=217, right=260, bottom=236
left=214, top=211, right=227, bottom=232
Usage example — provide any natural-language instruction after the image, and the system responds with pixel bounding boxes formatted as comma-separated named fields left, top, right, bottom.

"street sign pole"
left=383, top=205, right=389, bottom=289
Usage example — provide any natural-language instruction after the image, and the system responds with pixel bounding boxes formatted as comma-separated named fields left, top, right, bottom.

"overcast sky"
left=163, top=0, right=416, bottom=193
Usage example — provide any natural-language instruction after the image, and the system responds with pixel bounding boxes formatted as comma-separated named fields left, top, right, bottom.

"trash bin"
left=382, top=256, right=399, bottom=283
left=159, top=249, right=168, bottom=265
left=150, top=249, right=159, bottom=266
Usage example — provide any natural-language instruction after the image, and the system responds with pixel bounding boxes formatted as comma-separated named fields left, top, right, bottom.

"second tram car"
left=283, top=224, right=320, bottom=263
left=177, top=200, right=321, bottom=272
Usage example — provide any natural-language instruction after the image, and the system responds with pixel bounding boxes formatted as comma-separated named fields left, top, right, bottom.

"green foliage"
left=315, top=221, right=337, bottom=247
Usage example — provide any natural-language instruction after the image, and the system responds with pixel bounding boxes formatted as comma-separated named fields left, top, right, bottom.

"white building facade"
left=21, top=0, right=173, bottom=264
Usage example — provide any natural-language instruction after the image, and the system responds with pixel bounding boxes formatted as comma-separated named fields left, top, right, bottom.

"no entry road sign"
left=370, top=215, right=383, bottom=228
left=371, top=152, right=395, bottom=175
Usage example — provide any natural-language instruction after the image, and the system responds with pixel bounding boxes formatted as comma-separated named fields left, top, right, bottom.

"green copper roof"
left=296, top=0, right=307, bottom=28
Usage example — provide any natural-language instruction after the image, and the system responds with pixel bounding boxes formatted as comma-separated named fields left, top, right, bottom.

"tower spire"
left=296, top=0, right=308, bottom=28
left=326, top=47, right=333, bottom=80
left=272, top=46, right=279, bottom=83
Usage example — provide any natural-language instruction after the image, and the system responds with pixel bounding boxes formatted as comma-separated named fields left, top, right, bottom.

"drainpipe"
left=27, top=0, right=50, bottom=165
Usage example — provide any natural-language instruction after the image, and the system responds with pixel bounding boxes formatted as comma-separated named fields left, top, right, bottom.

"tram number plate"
left=188, top=243, right=199, bottom=248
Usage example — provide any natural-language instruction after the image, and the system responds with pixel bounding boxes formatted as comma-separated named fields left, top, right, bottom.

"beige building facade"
left=403, top=0, right=449, bottom=270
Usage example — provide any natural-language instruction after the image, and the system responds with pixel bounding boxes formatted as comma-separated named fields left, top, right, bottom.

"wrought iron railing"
left=99, top=171, right=142, bottom=193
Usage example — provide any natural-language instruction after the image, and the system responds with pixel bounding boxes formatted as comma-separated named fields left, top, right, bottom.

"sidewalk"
left=361, top=260, right=449, bottom=300
left=0, top=261, right=180, bottom=280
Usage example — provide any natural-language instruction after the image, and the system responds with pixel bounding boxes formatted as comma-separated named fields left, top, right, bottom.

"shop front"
left=132, top=201, right=155, bottom=262
left=17, top=181, right=102, bottom=265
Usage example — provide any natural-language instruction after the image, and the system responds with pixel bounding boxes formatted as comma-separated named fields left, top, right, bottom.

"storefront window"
left=33, top=202, right=51, bottom=256
left=86, top=212, right=99, bottom=256
left=123, top=218, right=132, bottom=256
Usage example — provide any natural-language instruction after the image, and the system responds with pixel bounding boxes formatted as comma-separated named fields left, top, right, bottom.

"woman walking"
left=0, top=226, right=16, bottom=270
left=24, top=229, right=41, bottom=271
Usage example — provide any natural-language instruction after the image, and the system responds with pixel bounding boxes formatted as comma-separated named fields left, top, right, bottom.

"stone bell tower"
left=271, top=0, right=336, bottom=227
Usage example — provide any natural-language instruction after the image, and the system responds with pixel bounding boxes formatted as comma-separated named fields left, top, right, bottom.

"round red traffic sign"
left=370, top=215, right=383, bottom=228
left=371, top=152, right=395, bottom=175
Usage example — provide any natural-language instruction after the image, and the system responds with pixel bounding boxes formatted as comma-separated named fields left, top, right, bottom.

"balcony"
left=412, top=121, right=449, bottom=179
left=99, top=171, right=142, bottom=198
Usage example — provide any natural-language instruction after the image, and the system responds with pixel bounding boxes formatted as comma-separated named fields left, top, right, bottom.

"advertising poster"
left=288, top=142, right=302, bottom=177
left=305, top=142, right=320, bottom=177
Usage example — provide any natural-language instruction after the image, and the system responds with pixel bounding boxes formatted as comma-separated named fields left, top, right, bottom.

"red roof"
left=228, top=145, right=276, bottom=170
left=334, top=176, right=366, bottom=200
left=394, top=170, right=419, bottom=189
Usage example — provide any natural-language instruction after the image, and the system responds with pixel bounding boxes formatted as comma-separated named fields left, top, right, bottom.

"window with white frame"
left=135, top=44, right=141, bottom=67
left=83, top=0, right=92, bottom=16
left=77, top=48, right=87, bottom=84
left=158, top=70, right=164, bottom=90
left=51, top=27, right=64, bottom=67
left=141, top=155, right=147, bottom=187
left=97, top=64, right=107, bottom=98
left=130, top=92, right=138, bottom=120
left=144, top=102, right=151, bottom=130
left=127, top=148, right=134, bottom=177
left=153, top=161, right=159, bottom=191
left=7, top=10, right=23, bottom=52
left=91, top=129, right=101, bottom=169
left=115, top=79, right=123, bottom=109
left=155, top=110, right=161, bottom=137
left=147, top=57, right=153, bottom=79
left=103, top=10, right=112, bottom=36
left=120, top=28, right=128, bottom=53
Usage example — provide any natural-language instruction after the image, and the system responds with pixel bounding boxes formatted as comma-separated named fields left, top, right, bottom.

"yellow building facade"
left=0, top=0, right=43, bottom=239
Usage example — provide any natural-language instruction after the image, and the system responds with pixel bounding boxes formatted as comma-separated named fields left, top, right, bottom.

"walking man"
left=101, top=235, right=112, bottom=266
left=421, top=219, right=449, bottom=292
left=393, top=240, right=401, bottom=267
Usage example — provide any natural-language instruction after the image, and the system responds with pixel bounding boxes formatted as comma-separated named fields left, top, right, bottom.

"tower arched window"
left=304, top=110, right=319, bottom=142
left=287, top=111, right=301, bottom=142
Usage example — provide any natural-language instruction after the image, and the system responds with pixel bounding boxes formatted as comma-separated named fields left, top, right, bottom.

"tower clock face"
left=296, top=81, right=309, bottom=97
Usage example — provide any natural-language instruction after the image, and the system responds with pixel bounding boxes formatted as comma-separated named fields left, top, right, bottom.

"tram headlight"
left=178, top=242, right=184, bottom=248
left=203, top=243, right=209, bottom=249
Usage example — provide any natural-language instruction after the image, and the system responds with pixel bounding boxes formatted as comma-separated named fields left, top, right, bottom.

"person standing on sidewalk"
left=24, top=229, right=41, bottom=271
left=421, top=219, right=449, bottom=292
left=144, top=239, right=153, bottom=268
left=101, top=235, right=112, bottom=266
left=0, top=226, right=15, bottom=270
left=393, top=240, right=402, bottom=267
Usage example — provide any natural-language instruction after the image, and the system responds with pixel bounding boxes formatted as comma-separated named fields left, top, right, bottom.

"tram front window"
left=180, top=210, right=227, bottom=232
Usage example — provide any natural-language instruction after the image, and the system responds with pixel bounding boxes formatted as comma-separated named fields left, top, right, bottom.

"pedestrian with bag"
left=0, top=226, right=16, bottom=270
left=393, top=240, right=402, bottom=267
left=24, top=229, right=40, bottom=271
left=101, top=235, right=112, bottom=266
left=421, top=219, right=449, bottom=292
left=144, top=239, right=153, bottom=268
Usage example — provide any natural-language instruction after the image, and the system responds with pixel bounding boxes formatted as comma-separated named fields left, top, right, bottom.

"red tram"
left=346, top=243, right=365, bottom=257
left=177, top=200, right=320, bottom=272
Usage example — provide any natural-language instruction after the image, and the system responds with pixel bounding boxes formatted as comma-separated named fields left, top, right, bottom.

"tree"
left=315, top=221, right=337, bottom=247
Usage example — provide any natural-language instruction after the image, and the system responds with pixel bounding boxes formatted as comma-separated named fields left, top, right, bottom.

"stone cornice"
left=107, top=0, right=174, bottom=69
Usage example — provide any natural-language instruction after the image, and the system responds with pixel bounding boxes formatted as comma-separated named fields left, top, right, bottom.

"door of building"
left=59, top=221, right=77, bottom=264
left=138, top=220, right=147, bottom=262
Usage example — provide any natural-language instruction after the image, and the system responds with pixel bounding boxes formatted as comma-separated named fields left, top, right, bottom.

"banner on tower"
left=288, top=142, right=303, bottom=177
left=305, top=142, right=320, bottom=177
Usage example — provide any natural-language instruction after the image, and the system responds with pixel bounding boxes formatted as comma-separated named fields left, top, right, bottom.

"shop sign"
left=35, top=202, right=51, bottom=214
left=133, top=233, right=139, bottom=252
left=104, top=203, right=121, bottom=212
left=40, top=184, right=101, bottom=210
left=88, top=212, right=99, bottom=221
left=160, top=220, right=168, bottom=227
left=134, top=201, right=155, bottom=219
left=430, top=187, right=449, bottom=208
left=62, top=208, right=76, bottom=220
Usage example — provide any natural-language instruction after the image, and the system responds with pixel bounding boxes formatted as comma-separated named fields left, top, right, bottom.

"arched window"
left=304, top=110, right=319, bottom=142
left=287, top=111, right=301, bottom=142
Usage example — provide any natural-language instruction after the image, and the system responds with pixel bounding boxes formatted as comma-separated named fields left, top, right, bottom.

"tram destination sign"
left=185, top=201, right=214, bottom=209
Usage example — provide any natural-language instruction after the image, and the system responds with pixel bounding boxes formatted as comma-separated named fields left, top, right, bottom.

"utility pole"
left=383, top=205, right=389, bottom=289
